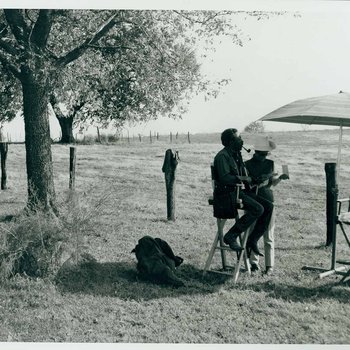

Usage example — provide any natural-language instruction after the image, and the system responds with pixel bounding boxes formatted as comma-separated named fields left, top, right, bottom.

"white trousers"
left=249, top=208, right=275, bottom=268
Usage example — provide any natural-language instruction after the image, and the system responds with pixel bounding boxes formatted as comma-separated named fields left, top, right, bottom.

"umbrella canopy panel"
left=260, top=91, right=350, bottom=127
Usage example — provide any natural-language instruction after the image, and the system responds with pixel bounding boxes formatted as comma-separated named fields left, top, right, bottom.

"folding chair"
left=336, top=197, right=350, bottom=283
left=203, top=165, right=253, bottom=283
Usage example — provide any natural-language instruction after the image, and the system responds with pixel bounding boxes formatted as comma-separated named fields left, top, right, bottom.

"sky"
left=2, top=1, right=350, bottom=141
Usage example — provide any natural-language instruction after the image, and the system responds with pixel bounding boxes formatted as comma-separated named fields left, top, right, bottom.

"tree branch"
left=172, top=10, right=222, bottom=25
left=45, top=47, right=59, bottom=60
left=30, top=10, right=54, bottom=48
left=72, top=100, right=86, bottom=118
left=3, top=10, right=30, bottom=45
left=55, top=13, right=119, bottom=68
left=87, top=44, right=133, bottom=51
left=0, top=23, right=8, bottom=36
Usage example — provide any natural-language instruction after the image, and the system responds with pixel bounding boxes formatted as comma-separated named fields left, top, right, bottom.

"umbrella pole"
left=331, top=124, right=343, bottom=268
left=336, top=123, right=343, bottom=177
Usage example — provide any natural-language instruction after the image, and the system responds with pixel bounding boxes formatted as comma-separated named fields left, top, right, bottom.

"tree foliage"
left=244, top=120, right=265, bottom=133
left=48, top=10, right=247, bottom=133
left=1, top=10, right=279, bottom=130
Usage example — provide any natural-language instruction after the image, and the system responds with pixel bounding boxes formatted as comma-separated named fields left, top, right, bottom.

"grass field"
left=1, top=129, right=350, bottom=344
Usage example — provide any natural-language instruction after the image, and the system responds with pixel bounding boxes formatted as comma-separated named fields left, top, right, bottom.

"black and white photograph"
left=0, top=0, right=350, bottom=348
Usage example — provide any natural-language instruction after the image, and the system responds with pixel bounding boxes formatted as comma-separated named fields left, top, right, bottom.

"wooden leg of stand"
left=233, top=225, right=253, bottom=283
left=339, top=222, right=350, bottom=248
left=203, top=231, right=219, bottom=276
left=217, top=219, right=227, bottom=269
left=239, top=232, right=251, bottom=275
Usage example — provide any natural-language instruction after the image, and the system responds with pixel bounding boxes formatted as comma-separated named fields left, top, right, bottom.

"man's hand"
left=237, top=175, right=252, bottom=184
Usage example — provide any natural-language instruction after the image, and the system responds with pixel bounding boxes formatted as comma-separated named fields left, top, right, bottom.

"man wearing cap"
left=213, top=128, right=274, bottom=254
left=244, top=135, right=289, bottom=275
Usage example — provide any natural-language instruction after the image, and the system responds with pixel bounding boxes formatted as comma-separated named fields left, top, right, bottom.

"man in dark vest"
left=213, top=128, right=274, bottom=255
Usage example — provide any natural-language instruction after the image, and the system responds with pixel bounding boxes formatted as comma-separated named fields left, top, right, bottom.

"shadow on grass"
left=55, top=261, right=229, bottom=300
left=236, top=280, right=350, bottom=304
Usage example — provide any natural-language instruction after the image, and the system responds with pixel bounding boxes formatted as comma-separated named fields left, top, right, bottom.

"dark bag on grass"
left=131, top=236, right=184, bottom=287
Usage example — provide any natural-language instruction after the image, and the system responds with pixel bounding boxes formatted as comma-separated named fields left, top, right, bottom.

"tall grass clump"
left=0, top=189, right=112, bottom=282
left=0, top=210, right=64, bottom=280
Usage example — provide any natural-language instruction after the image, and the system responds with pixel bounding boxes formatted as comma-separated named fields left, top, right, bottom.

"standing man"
left=245, top=135, right=289, bottom=275
left=213, top=128, right=274, bottom=254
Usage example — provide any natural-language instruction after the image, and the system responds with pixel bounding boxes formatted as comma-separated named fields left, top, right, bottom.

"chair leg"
left=203, top=230, right=220, bottom=276
left=339, top=269, right=350, bottom=284
left=239, top=232, right=251, bottom=275
left=203, top=219, right=227, bottom=276
left=217, top=219, right=228, bottom=269
left=233, top=223, right=255, bottom=283
left=204, top=215, right=256, bottom=281
left=338, top=222, right=350, bottom=248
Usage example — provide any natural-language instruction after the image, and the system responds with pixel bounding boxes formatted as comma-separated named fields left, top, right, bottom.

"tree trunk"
left=57, top=115, right=75, bottom=143
left=21, top=73, right=57, bottom=212
left=0, top=142, right=8, bottom=190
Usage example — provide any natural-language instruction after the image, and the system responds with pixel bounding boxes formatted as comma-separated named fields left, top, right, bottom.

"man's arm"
left=270, top=163, right=289, bottom=187
left=215, top=154, right=251, bottom=186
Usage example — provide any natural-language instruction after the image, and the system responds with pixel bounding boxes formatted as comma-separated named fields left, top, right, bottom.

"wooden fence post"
left=150, top=130, right=152, bottom=143
left=157, top=132, right=159, bottom=141
left=0, top=142, right=8, bottom=190
left=325, top=163, right=338, bottom=262
left=96, top=127, right=101, bottom=143
left=162, top=149, right=179, bottom=221
left=187, top=131, right=191, bottom=144
left=69, top=146, right=77, bottom=190
left=176, top=132, right=178, bottom=140
left=170, top=132, right=172, bottom=143
left=127, top=130, right=130, bottom=144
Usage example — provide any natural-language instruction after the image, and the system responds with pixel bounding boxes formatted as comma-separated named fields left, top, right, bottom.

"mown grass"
left=0, top=130, right=350, bottom=343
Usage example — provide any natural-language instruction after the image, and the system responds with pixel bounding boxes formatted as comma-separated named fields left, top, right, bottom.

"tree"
left=49, top=44, right=201, bottom=143
left=0, top=9, right=277, bottom=210
left=244, top=120, right=265, bottom=133
left=0, top=10, right=119, bottom=211
left=48, top=11, right=237, bottom=143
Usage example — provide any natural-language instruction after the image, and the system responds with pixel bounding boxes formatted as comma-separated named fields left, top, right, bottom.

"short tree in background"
left=244, top=120, right=265, bottom=133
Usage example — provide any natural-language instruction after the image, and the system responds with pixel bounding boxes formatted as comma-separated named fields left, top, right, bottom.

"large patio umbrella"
left=259, top=90, right=350, bottom=168
left=259, top=90, right=350, bottom=278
